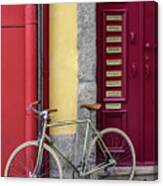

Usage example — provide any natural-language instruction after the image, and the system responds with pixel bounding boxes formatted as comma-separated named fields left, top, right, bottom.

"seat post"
left=89, top=110, right=93, bottom=122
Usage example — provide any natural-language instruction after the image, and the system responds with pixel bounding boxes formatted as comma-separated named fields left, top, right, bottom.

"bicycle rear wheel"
left=87, top=128, right=136, bottom=180
left=4, top=140, right=63, bottom=178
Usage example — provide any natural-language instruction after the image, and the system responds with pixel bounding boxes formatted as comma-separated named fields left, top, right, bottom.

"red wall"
left=1, top=5, right=37, bottom=176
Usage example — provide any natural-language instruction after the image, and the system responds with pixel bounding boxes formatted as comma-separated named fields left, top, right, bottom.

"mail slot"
left=106, top=90, right=122, bottom=97
left=106, top=47, right=122, bottom=54
left=106, top=80, right=122, bottom=87
left=106, top=59, right=122, bottom=66
left=106, top=36, right=122, bottom=43
left=105, top=103, right=122, bottom=110
left=106, top=15, right=122, bottom=21
left=106, top=71, right=122, bottom=77
left=106, top=25, right=122, bottom=32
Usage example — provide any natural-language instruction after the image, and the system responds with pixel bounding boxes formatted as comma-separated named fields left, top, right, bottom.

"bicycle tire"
left=4, top=140, right=63, bottom=178
left=86, top=128, right=136, bottom=180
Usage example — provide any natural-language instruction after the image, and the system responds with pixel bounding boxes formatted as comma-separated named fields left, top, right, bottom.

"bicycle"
left=5, top=101, right=136, bottom=180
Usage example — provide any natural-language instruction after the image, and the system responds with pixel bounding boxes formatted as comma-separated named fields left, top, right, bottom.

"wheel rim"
left=87, top=128, right=135, bottom=180
left=5, top=141, right=62, bottom=178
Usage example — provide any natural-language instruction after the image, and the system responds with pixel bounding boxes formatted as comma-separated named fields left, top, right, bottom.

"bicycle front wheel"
left=87, top=128, right=136, bottom=180
left=4, top=140, right=63, bottom=178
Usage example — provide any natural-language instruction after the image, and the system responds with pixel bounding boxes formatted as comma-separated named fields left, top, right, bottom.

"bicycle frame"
left=8, top=102, right=134, bottom=179
left=34, top=116, right=115, bottom=178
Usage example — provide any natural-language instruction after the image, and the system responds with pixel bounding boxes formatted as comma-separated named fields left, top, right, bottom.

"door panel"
left=1, top=5, right=25, bottom=26
left=143, top=2, right=158, bottom=164
left=1, top=27, right=26, bottom=176
left=96, top=2, right=158, bottom=165
left=1, top=5, right=37, bottom=176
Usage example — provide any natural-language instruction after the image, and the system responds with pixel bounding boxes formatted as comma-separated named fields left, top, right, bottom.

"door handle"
left=145, top=63, right=150, bottom=78
left=131, top=64, right=137, bottom=78
left=130, top=32, right=136, bottom=43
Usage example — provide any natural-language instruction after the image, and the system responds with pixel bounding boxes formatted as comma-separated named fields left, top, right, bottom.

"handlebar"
left=27, top=101, right=58, bottom=116
left=27, top=101, right=40, bottom=114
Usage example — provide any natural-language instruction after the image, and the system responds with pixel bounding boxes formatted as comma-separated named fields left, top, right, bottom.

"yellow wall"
left=49, top=4, right=78, bottom=135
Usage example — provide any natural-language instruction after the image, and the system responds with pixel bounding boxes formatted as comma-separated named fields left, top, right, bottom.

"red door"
left=1, top=5, right=37, bottom=176
left=96, top=1, right=158, bottom=165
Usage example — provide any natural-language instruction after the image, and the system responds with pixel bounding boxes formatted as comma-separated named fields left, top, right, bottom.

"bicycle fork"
left=32, top=118, right=47, bottom=177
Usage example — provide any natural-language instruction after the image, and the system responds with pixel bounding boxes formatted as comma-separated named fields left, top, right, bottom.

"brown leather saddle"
left=80, top=103, right=102, bottom=111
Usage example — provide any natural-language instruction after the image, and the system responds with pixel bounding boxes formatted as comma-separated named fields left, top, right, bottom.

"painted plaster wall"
left=49, top=3, right=96, bottom=178
left=49, top=4, right=79, bottom=178
left=49, top=3, right=78, bottom=136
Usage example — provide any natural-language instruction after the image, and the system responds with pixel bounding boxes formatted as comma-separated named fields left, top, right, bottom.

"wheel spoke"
left=5, top=142, right=62, bottom=178
left=86, top=128, right=135, bottom=180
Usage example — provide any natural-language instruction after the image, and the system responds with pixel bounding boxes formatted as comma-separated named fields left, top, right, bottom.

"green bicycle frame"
left=42, top=119, right=114, bottom=177
left=27, top=102, right=115, bottom=178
